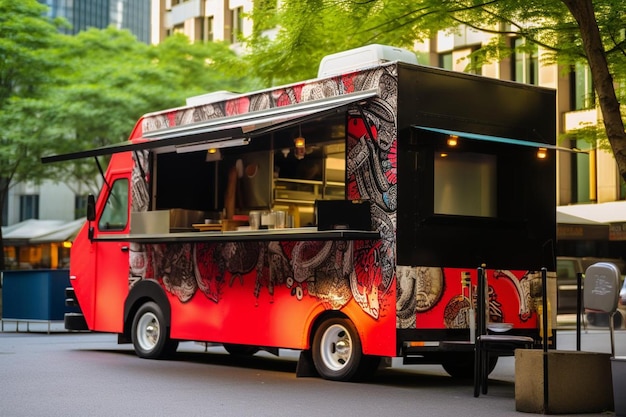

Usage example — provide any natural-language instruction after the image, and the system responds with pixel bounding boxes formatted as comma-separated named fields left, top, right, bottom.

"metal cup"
left=274, top=210, right=286, bottom=228
left=249, top=211, right=261, bottom=230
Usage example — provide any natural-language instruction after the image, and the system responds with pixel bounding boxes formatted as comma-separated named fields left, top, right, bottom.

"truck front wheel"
left=312, top=317, right=375, bottom=381
left=131, top=302, right=178, bottom=359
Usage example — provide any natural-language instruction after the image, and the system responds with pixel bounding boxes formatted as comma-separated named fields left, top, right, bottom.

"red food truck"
left=43, top=45, right=557, bottom=381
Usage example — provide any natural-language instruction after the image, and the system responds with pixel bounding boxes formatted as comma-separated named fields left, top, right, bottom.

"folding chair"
left=583, top=262, right=621, bottom=357
left=474, top=266, right=534, bottom=397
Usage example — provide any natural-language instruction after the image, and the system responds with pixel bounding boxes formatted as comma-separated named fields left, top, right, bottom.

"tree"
left=45, top=29, right=258, bottom=197
left=1, top=6, right=255, bottom=269
left=560, top=0, right=626, bottom=181
left=0, top=0, right=66, bottom=270
left=247, top=0, right=626, bottom=179
left=246, top=1, right=382, bottom=85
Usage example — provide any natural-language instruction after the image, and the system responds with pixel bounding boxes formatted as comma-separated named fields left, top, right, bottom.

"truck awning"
left=413, top=126, right=556, bottom=148
left=42, top=89, right=377, bottom=164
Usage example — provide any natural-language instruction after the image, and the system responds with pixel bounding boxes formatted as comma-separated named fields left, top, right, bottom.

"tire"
left=442, top=354, right=498, bottom=379
left=223, top=344, right=260, bottom=356
left=312, top=317, right=367, bottom=381
left=131, top=302, right=178, bottom=359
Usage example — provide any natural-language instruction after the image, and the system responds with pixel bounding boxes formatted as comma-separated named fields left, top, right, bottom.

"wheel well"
left=122, top=280, right=171, bottom=342
left=308, top=310, right=348, bottom=347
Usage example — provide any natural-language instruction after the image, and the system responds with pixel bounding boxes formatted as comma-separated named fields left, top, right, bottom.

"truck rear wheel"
left=312, top=317, right=374, bottom=381
left=131, top=302, right=178, bottom=359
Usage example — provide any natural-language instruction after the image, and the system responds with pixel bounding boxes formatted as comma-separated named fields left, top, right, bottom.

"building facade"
left=150, top=0, right=254, bottom=45
left=39, top=0, right=152, bottom=43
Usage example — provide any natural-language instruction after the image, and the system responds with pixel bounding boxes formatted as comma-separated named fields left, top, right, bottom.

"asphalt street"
left=0, top=321, right=623, bottom=417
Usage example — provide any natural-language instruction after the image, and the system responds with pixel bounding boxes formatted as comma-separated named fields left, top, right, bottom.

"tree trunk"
left=561, top=0, right=626, bottom=182
left=0, top=181, right=6, bottom=271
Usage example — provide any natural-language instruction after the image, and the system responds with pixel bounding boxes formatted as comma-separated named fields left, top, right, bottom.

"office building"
left=39, top=0, right=151, bottom=43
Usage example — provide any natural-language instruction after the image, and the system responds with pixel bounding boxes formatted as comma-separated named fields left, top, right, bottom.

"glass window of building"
left=38, top=0, right=151, bottom=44
left=202, top=16, right=214, bottom=42
left=230, top=6, right=244, bottom=43
left=571, top=62, right=595, bottom=110
left=1, top=178, right=8, bottom=226
left=75, top=194, right=89, bottom=219
left=19, top=195, right=40, bottom=221
left=568, top=138, right=593, bottom=203
left=513, top=38, right=539, bottom=85
left=439, top=52, right=453, bottom=70
left=468, top=47, right=482, bottom=75
left=172, top=23, right=184, bottom=35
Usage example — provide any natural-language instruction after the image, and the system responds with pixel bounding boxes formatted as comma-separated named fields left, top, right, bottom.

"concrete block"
left=613, top=357, right=626, bottom=417
left=515, top=349, right=613, bottom=414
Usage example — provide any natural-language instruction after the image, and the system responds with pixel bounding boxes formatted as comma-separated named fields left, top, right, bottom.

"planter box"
left=515, top=349, right=613, bottom=414
left=613, top=357, right=626, bottom=417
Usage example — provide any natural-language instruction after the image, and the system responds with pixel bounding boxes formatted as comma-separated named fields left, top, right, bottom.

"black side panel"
left=395, top=64, right=556, bottom=271
left=316, top=200, right=372, bottom=230
left=395, top=63, right=556, bottom=142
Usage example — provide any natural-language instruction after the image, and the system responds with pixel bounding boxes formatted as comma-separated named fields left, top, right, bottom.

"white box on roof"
left=318, top=44, right=418, bottom=78
left=186, top=91, right=238, bottom=106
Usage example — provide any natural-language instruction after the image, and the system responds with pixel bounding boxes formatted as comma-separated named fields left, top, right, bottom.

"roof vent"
left=318, top=44, right=418, bottom=78
left=186, top=90, right=239, bottom=106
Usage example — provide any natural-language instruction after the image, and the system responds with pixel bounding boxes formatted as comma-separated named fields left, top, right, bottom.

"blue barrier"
left=1, top=269, right=74, bottom=333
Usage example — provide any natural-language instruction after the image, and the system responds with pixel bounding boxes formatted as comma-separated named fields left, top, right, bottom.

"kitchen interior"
left=148, top=113, right=348, bottom=233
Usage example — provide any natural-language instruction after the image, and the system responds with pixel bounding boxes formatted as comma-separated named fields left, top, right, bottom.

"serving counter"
left=95, top=227, right=381, bottom=244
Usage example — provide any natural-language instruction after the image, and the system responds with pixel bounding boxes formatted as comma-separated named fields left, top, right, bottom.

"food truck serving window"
left=434, top=152, right=497, bottom=217
left=396, top=126, right=556, bottom=270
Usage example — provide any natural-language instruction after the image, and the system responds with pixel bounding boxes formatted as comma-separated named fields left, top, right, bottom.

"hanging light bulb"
left=294, top=125, right=305, bottom=160
left=537, top=147, right=547, bottom=159
left=447, top=135, right=459, bottom=147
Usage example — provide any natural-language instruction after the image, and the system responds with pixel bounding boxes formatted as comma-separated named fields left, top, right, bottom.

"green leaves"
left=41, top=28, right=258, bottom=189
left=0, top=1, right=258, bottom=222
left=245, top=0, right=626, bottom=177
left=0, top=1, right=63, bottom=103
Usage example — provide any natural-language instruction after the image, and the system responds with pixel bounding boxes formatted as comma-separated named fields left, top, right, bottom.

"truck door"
left=92, top=173, right=131, bottom=333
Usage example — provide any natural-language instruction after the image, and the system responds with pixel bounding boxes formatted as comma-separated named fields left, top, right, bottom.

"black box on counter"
left=315, top=200, right=372, bottom=231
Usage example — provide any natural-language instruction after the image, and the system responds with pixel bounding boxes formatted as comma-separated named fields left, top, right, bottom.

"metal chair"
left=473, top=266, right=534, bottom=397
left=583, top=262, right=621, bottom=357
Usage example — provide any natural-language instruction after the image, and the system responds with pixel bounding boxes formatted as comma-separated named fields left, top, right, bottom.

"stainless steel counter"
left=94, top=227, right=380, bottom=243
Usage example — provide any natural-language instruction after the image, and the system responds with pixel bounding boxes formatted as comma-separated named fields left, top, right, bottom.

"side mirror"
left=87, top=194, right=96, bottom=222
